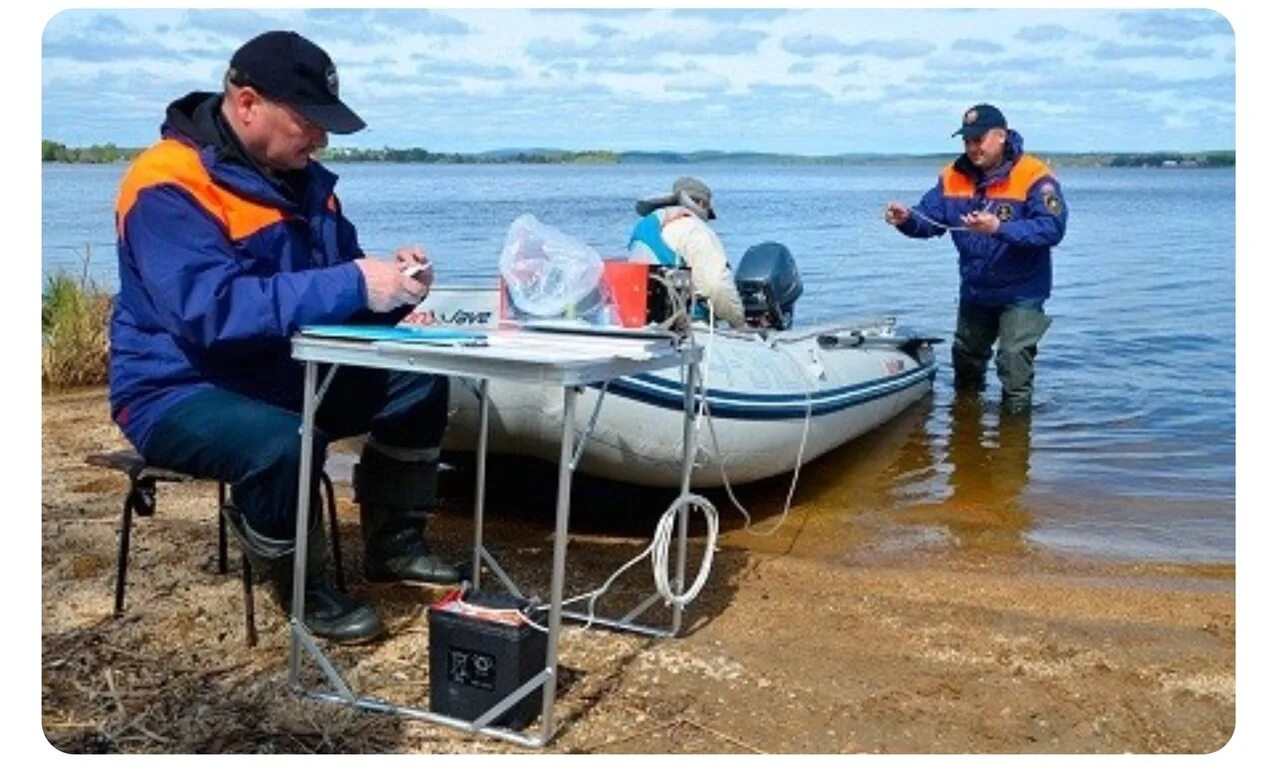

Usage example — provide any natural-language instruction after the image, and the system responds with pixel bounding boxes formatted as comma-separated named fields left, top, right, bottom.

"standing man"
left=629, top=176, right=746, bottom=328
left=884, top=104, right=1067, bottom=412
left=110, top=31, right=461, bottom=645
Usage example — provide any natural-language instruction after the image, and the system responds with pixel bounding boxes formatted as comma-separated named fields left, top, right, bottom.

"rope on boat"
left=702, top=354, right=814, bottom=538
left=694, top=299, right=815, bottom=537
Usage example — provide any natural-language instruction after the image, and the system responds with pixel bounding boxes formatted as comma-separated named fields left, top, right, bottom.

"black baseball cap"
left=951, top=103, right=1007, bottom=139
left=228, top=30, right=366, bottom=134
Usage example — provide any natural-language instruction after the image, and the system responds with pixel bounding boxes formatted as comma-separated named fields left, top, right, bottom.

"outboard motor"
left=734, top=241, right=804, bottom=330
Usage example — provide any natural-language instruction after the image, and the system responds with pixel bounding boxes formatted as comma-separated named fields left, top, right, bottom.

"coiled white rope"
left=522, top=291, right=720, bottom=630
left=650, top=492, right=719, bottom=606
left=526, top=492, right=718, bottom=632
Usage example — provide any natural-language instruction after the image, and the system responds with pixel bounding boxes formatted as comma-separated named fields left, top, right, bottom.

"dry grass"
left=42, top=264, right=111, bottom=390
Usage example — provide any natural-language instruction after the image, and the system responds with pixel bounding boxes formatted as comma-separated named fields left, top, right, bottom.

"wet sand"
left=40, top=388, right=1234, bottom=753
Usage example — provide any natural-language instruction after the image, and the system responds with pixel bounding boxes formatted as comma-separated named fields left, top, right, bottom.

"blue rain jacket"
left=897, top=130, right=1067, bottom=307
left=109, top=92, right=391, bottom=451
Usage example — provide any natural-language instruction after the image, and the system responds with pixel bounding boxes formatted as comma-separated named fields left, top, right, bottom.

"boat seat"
left=83, top=448, right=344, bottom=647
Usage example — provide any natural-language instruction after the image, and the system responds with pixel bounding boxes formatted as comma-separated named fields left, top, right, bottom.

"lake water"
left=41, top=162, right=1236, bottom=564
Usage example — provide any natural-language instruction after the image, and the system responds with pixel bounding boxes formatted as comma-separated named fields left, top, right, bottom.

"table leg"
left=472, top=378, right=490, bottom=588
left=672, top=347, right=698, bottom=634
left=539, top=385, right=578, bottom=743
left=288, top=360, right=319, bottom=687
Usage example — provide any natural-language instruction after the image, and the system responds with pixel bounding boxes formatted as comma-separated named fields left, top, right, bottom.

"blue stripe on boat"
left=591, top=362, right=937, bottom=420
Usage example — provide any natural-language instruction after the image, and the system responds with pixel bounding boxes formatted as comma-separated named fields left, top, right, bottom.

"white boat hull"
left=408, top=288, right=937, bottom=487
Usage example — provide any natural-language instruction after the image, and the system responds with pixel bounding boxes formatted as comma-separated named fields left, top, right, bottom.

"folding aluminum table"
left=287, top=327, right=701, bottom=747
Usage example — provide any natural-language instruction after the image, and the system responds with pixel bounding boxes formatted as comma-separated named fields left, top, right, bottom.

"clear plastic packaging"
left=498, top=214, right=615, bottom=324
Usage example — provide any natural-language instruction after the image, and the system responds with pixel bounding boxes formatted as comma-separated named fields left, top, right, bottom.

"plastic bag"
left=498, top=214, right=613, bottom=323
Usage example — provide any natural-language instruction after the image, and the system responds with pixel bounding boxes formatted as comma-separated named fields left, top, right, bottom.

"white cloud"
left=664, top=71, right=732, bottom=95
left=527, top=27, right=767, bottom=62
left=847, top=39, right=936, bottom=60
left=952, top=38, right=1005, bottom=54
left=780, top=34, right=854, bottom=57
left=178, top=9, right=293, bottom=42
left=39, top=8, right=1236, bottom=154
left=1095, top=42, right=1214, bottom=61
left=412, top=57, right=519, bottom=81
left=584, top=24, right=622, bottom=39
left=302, top=8, right=471, bottom=42
left=1116, top=10, right=1234, bottom=42
left=1016, top=24, right=1075, bottom=43
left=669, top=10, right=790, bottom=24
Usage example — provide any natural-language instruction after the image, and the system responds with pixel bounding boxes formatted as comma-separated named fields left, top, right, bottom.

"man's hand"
left=883, top=202, right=911, bottom=226
left=960, top=211, right=1000, bottom=235
left=355, top=258, right=429, bottom=312
left=393, top=245, right=434, bottom=290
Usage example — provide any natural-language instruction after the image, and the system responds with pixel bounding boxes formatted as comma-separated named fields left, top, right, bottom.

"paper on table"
left=301, top=324, right=487, bottom=345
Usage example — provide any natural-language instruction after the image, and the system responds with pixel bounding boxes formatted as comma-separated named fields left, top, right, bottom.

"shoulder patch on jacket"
left=1039, top=181, right=1063, bottom=215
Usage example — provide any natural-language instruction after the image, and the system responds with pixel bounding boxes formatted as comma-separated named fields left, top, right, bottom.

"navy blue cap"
left=228, top=31, right=365, bottom=134
left=951, top=103, right=1007, bottom=139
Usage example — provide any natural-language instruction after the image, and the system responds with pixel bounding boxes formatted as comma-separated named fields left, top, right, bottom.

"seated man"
left=109, top=31, right=460, bottom=645
left=628, top=177, right=746, bottom=328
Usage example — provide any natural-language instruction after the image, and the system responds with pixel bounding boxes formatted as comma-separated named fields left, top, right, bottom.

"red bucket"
left=600, top=260, right=649, bottom=328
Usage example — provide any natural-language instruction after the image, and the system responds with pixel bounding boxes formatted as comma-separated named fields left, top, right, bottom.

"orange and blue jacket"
left=109, top=92, right=381, bottom=451
left=896, top=129, right=1067, bottom=307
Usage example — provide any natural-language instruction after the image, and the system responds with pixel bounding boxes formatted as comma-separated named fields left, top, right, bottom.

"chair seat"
left=84, top=447, right=344, bottom=648
left=85, top=450, right=193, bottom=484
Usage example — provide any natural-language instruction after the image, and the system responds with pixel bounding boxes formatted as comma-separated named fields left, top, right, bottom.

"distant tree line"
left=318, top=147, right=622, bottom=164
left=42, top=140, right=140, bottom=164
left=42, top=139, right=1234, bottom=168
left=1102, top=151, right=1235, bottom=168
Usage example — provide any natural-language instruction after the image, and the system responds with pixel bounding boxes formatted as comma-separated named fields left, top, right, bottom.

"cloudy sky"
left=42, top=7, right=1235, bottom=155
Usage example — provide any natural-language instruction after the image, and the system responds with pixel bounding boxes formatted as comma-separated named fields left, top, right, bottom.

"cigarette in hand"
left=402, top=260, right=431, bottom=278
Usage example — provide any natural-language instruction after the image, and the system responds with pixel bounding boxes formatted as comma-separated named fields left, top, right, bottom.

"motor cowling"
left=734, top=241, right=804, bottom=330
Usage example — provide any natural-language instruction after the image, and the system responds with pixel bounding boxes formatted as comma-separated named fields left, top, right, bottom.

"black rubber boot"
left=951, top=346, right=990, bottom=393
left=222, top=503, right=383, bottom=644
left=354, top=446, right=461, bottom=586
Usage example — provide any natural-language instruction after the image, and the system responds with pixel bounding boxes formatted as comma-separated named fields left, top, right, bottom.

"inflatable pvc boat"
left=406, top=287, right=937, bottom=488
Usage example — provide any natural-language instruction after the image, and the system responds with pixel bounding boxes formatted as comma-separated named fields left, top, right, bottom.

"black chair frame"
left=85, top=450, right=344, bottom=647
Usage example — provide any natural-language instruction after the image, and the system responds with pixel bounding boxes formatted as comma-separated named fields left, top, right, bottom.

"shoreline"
left=40, top=387, right=1234, bottom=753
left=41, top=151, right=1237, bottom=169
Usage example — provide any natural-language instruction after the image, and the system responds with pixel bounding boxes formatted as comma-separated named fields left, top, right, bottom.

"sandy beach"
left=41, top=387, right=1234, bottom=753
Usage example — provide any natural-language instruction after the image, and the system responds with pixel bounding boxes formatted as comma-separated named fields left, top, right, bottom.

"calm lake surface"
left=41, top=162, right=1236, bottom=563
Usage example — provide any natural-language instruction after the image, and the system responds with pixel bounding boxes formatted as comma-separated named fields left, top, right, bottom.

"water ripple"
left=42, top=163, right=1236, bottom=562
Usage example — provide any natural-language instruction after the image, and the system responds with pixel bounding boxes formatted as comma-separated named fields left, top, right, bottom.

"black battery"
left=428, top=589, right=548, bottom=730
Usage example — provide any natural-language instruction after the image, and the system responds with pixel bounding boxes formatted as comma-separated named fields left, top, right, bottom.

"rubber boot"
left=353, top=444, right=461, bottom=586
left=952, top=358, right=989, bottom=393
left=952, top=303, right=999, bottom=393
left=222, top=503, right=383, bottom=644
left=995, top=305, right=1051, bottom=416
